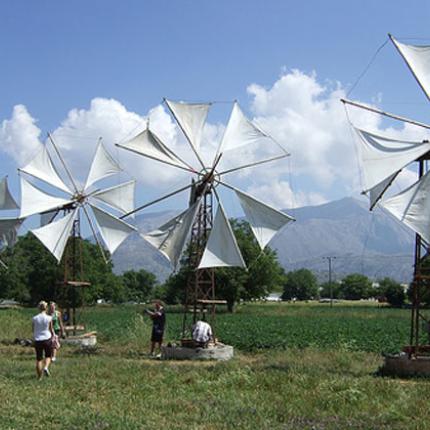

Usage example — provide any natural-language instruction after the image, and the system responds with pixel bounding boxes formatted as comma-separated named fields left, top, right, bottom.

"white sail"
left=0, top=218, right=23, bottom=248
left=0, top=177, right=19, bottom=210
left=391, top=36, right=430, bottom=101
left=92, top=180, right=135, bottom=215
left=235, top=188, right=295, bottom=249
left=90, top=204, right=136, bottom=255
left=20, top=177, right=73, bottom=219
left=165, top=99, right=210, bottom=150
left=117, top=128, right=190, bottom=171
left=355, top=128, right=430, bottom=195
left=142, top=200, right=201, bottom=270
left=31, top=209, right=78, bottom=263
left=85, top=142, right=122, bottom=189
left=367, top=173, right=399, bottom=210
left=198, top=203, right=246, bottom=269
left=217, top=102, right=283, bottom=156
left=19, top=145, right=72, bottom=194
left=381, top=171, right=430, bottom=244
left=40, top=210, right=59, bottom=227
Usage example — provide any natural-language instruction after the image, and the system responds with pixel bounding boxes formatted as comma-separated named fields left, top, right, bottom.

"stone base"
left=161, top=343, right=234, bottom=361
left=62, top=334, right=97, bottom=348
left=380, top=353, right=430, bottom=377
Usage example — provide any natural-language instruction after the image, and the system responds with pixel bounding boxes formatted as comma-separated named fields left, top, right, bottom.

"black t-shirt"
left=152, top=309, right=166, bottom=332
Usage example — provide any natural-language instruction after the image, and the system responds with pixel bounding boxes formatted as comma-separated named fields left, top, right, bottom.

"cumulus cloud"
left=1, top=69, right=428, bottom=214
left=50, top=98, right=192, bottom=189
left=247, top=180, right=327, bottom=209
left=0, top=105, right=42, bottom=164
left=234, top=69, right=430, bottom=209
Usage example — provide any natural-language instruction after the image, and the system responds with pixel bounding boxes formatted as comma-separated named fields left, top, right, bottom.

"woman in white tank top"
left=32, top=301, right=54, bottom=379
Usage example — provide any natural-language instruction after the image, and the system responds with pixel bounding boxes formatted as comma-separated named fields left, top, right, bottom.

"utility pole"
left=323, top=257, right=336, bottom=307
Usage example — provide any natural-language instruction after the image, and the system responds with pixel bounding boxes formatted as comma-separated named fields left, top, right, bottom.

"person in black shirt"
left=146, top=300, right=165, bottom=356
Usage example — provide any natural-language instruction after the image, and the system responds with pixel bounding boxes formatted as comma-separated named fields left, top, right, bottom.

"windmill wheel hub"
left=73, top=193, right=86, bottom=204
left=198, top=169, right=220, bottom=186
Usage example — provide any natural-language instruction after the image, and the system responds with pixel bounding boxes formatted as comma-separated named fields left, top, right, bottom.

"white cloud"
left=0, top=105, right=42, bottom=164
left=247, top=180, right=327, bottom=209
left=1, top=69, right=428, bottom=214
left=50, top=98, right=192, bottom=189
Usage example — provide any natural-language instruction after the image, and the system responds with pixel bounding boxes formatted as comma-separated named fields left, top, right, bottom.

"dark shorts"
left=151, top=328, right=164, bottom=343
left=34, top=339, right=52, bottom=361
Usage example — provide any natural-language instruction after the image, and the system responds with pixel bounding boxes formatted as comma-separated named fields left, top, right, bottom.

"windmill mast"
left=410, top=155, right=430, bottom=356
left=59, top=208, right=90, bottom=334
left=182, top=162, right=225, bottom=336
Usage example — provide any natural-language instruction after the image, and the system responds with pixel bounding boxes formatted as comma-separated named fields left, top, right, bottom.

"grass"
left=1, top=302, right=430, bottom=429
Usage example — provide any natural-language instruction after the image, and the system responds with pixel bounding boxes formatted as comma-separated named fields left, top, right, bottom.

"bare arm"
left=58, top=311, right=65, bottom=335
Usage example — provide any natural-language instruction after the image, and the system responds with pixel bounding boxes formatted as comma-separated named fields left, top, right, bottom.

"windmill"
left=0, top=176, right=23, bottom=269
left=342, top=34, right=430, bottom=358
left=117, top=99, right=295, bottom=336
left=18, top=135, right=136, bottom=326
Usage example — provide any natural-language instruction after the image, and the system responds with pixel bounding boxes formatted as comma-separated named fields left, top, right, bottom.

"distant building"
left=265, top=293, right=282, bottom=302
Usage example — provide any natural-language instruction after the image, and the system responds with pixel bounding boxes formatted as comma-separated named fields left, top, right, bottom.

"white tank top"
left=33, top=312, right=52, bottom=341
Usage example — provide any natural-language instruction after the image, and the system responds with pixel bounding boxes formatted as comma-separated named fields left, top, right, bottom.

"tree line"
left=0, top=219, right=408, bottom=309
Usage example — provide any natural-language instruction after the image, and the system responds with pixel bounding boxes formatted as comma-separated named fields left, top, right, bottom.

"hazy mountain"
left=112, top=197, right=416, bottom=283
left=270, top=197, right=414, bottom=283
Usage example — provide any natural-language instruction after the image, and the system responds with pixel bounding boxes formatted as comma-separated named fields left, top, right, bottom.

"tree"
left=161, top=219, right=285, bottom=311
left=0, top=233, right=133, bottom=305
left=319, top=281, right=341, bottom=299
left=121, top=269, right=157, bottom=303
left=378, top=277, right=405, bottom=307
left=340, top=273, right=372, bottom=300
left=282, top=269, right=318, bottom=301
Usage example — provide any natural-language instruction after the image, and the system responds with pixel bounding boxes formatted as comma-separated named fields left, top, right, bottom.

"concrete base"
left=380, top=353, right=430, bottom=377
left=161, top=343, right=234, bottom=361
left=62, top=334, right=97, bottom=348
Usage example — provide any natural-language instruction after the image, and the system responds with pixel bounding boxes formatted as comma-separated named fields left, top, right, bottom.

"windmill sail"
left=85, top=142, right=122, bottom=189
left=90, top=204, right=136, bottom=255
left=0, top=177, right=19, bottom=210
left=92, top=180, right=136, bottom=215
left=198, top=202, right=246, bottom=269
left=142, top=200, right=201, bottom=270
left=391, top=36, right=430, bottom=102
left=235, top=188, right=295, bottom=249
left=165, top=99, right=210, bottom=151
left=368, top=173, right=398, bottom=211
left=19, top=145, right=72, bottom=194
left=217, top=102, right=286, bottom=156
left=0, top=218, right=23, bottom=249
left=354, top=128, right=430, bottom=205
left=20, top=177, right=73, bottom=219
left=381, top=170, right=430, bottom=244
left=31, top=209, right=78, bottom=263
left=117, top=128, right=191, bottom=171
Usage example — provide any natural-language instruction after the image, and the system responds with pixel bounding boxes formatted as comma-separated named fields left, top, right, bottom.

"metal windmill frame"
left=18, top=133, right=136, bottom=330
left=117, top=98, right=294, bottom=340
left=342, top=33, right=430, bottom=358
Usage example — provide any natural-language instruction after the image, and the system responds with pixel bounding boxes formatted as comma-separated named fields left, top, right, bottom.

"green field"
left=2, top=303, right=430, bottom=429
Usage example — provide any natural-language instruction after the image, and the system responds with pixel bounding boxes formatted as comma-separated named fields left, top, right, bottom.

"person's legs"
left=42, top=340, right=52, bottom=375
left=35, top=342, right=44, bottom=378
left=150, top=341, right=156, bottom=355
left=36, top=360, right=43, bottom=378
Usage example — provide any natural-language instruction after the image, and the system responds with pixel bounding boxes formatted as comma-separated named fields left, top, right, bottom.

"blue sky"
left=2, top=0, right=430, bottom=224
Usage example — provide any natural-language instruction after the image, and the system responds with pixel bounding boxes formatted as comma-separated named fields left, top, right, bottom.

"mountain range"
left=111, top=197, right=416, bottom=284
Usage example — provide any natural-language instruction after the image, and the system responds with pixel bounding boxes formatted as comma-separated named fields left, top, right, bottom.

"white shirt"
left=33, top=312, right=52, bottom=341
left=192, top=321, right=213, bottom=343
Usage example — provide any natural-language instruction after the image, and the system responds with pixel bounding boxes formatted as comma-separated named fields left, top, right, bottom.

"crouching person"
left=192, top=319, right=213, bottom=348
left=32, top=301, right=54, bottom=379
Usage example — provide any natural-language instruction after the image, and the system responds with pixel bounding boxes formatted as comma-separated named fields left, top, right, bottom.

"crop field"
left=2, top=302, right=430, bottom=429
